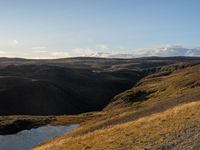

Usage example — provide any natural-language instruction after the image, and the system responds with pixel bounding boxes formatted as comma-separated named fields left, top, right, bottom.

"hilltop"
left=1, top=56, right=200, bottom=70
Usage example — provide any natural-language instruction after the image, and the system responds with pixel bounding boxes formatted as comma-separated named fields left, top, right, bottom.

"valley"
left=0, top=56, right=200, bottom=149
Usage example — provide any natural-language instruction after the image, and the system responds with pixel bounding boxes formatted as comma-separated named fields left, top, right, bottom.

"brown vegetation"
left=0, top=65, right=143, bottom=115
left=1, top=56, right=200, bottom=70
left=1, top=57, right=200, bottom=116
left=1, top=57, right=200, bottom=149
left=31, top=62, right=200, bottom=150
left=30, top=101, right=200, bottom=150
left=104, top=63, right=200, bottom=111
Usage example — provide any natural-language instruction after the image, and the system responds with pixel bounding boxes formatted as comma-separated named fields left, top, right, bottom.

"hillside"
left=104, top=62, right=200, bottom=111
left=31, top=62, right=200, bottom=149
left=32, top=102, right=200, bottom=150
left=0, top=65, right=143, bottom=115
left=1, top=57, right=200, bottom=115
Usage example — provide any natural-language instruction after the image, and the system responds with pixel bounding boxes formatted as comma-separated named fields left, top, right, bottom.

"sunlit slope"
left=104, top=63, right=200, bottom=111
left=31, top=63, right=200, bottom=150
left=31, top=102, right=200, bottom=150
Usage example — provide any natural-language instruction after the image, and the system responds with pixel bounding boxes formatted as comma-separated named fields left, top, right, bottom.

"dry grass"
left=105, top=64, right=200, bottom=111
left=30, top=64, right=200, bottom=150
left=50, top=116, right=95, bottom=126
left=31, top=101, right=200, bottom=150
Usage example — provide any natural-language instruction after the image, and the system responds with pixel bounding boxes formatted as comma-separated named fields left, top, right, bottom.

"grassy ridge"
left=104, top=63, right=200, bottom=111
left=31, top=63, right=200, bottom=149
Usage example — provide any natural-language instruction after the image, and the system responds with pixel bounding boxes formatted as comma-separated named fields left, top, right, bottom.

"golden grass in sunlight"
left=105, top=64, right=200, bottom=111
left=31, top=101, right=200, bottom=150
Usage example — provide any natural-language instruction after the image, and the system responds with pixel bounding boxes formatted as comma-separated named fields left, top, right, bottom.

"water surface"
left=0, top=124, right=79, bottom=150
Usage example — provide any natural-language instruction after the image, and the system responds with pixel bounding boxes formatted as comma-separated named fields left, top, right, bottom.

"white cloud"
left=83, top=52, right=110, bottom=57
left=51, top=52, right=70, bottom=57
left=81, top=45, right=200, bottom=58
left=0, top=51, right=7, bottom=54
left=33, top=47, right=47, bottom=50
left=14, top=40, right=18, bottom=44
left=97, top=44, right=111, bottom=50
left=30, top=57, right=54, bottom=59
left=73, top=48, right=84, bottom=54
left=84, top=48, right=95, bottom=55
left=74, top=48, right=96, bottom=56
left=11, top=40, right=18, bottom=45
left=131, top=45, right=200, bottom=57
left=81, top=48, right=110, bottom=57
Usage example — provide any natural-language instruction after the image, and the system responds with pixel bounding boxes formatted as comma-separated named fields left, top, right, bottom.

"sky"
left=1, top=0, right=200, bottom=59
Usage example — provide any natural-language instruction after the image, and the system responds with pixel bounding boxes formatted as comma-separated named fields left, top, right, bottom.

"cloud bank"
left=51, top=52, right=69, bottom=57
left=83, top=45, right=200, bottom=58
left=97, top=44, right=111, bottom=50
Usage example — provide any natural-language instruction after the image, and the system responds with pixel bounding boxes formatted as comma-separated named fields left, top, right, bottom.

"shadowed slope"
left=0, top=81, right=90, bottom=115
left=0, top=65, right=143, bottom=115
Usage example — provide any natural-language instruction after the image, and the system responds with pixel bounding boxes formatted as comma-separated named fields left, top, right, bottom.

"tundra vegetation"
left=0, top=57, right=200, bottom=149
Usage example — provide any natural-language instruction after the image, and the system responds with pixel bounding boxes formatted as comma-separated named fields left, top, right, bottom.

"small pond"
left=0, top=124, right=79, bottom=150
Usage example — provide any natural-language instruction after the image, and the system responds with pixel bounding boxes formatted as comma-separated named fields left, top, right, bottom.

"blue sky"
left=1, top=0, right=200, bottom=59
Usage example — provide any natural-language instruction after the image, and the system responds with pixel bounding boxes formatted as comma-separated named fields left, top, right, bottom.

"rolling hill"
left=0, top=65, right=143, bottom=115
left=1, top=56, right=200, bottom=70
left=1, top=56, right=200, bottom=116
left=30, top=60, right=200, bottom=150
